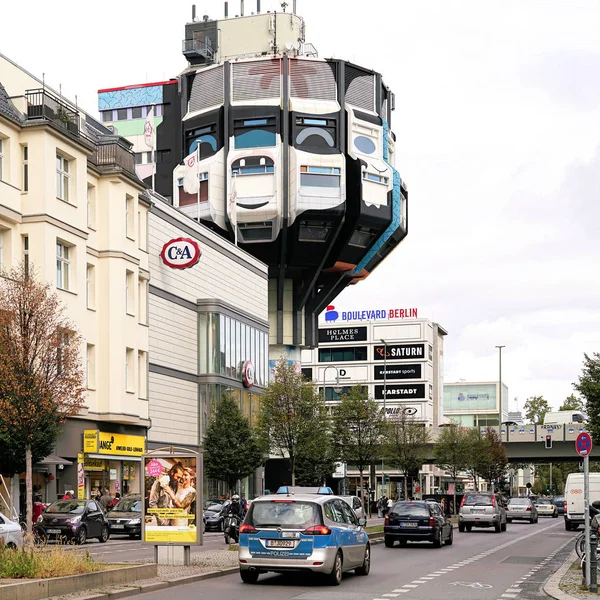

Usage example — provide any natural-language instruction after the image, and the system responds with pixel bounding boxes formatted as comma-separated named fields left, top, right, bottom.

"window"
left=131, top=106, right=142, bottom=119
left=0, top=138, right=4, bottom=180
left=362, top=172, right=388, bottom=185
left=116, top=108, right=128, bottom=121
left=138, top=350, right=148, bottom=399
left=138, top=277, right=148, bottom=324
left=294, top=117, right=337, bottom=150
left=125, top=194, right=134, bottom=239
left=319, top=386, right=352, bottom=401
left=102, top=111, right=113, bottom=122
left=87, top=184, right=96, bottom=229
left=23, top=235, right=29, bottom=275
left=126, top=270, right=135, bottom=315
left=86, top=344, right=96, bottom=389
left=57, top=332, right=70, bottom=374
left=349, top=227, right=378, bottom=248
left=56, top=242, right=70, bottom=290
left=318, top=346, right=367, bottom=362
left=126, top=348, right=135, bottom=393
left=185, top=123, right=219, bottom=158
left=134, top=153, right=143, bottom=165
left=86, top=264, right=95, bottom=309
left=233, top=117, right=277, bottom=149
left=56, top=154, right=70, bottom=201
left=298, top=221, right=332, bottom=242
left=21, top=145, right=28, bottom=192
left=238, top=222, right=273, bottom=243
left=300, top=166, right=341, bottom=188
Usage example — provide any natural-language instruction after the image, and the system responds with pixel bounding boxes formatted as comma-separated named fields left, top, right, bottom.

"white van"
left=564, top=473, right=600, bottom=530
left=543, top=411, right=586, bottom=426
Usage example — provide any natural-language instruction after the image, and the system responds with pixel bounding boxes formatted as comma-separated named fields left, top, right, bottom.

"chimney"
left=257, top=0, right=261, bottom=13
left=224, top=1, right=228, bottom=17
left=192, top=4, right=196, bottom=20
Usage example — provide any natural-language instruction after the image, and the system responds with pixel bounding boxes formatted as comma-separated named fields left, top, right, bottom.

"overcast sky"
left=2, top=0, right=598, bottom=412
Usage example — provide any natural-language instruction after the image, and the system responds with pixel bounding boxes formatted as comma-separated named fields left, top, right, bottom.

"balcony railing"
left=182, top=38, right=214, bottom=60
left=25, top=89, right=81, bottom=136
left=89, top=141, right=137, bottom=177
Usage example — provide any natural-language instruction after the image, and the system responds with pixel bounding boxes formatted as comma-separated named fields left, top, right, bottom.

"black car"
left=554, top=495, right=565, bottom=515
left=107, top=494, right=142, bottom=539
left=35, top=499, right=110, bottom=544
left=384, top=501, right=453, bottom=548
left=204, top=501, right=230, bottom=532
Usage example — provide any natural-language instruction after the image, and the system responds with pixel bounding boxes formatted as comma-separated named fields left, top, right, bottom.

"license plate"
left=266, top=539, right=295, bottom=548
left=472, top=509, right=485, bottom=514
left=111, top=524, right=125, bottom=529
left=400, top=522, right=418, bottom=528
left=47, top=529, right=61, bottom=534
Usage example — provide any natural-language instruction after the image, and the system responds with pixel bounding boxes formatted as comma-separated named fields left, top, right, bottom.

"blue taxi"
left=238, top=487, right=370, bottom=585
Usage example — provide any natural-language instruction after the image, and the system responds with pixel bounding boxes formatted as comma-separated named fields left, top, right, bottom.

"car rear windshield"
left=554, top=496, right=565, bottom=502
left=46, top=501, right=86, bottom=514
left=509, top=498, right=529, bottom=505
left=389, top=503, right=430, bottom=517
left=114, top=498, right=142, bottom=512
left=463, top=494, right=493, bottom=506
left=246, top=500, right=321, bottom=529
left=536, top=499, right=552, bottom=505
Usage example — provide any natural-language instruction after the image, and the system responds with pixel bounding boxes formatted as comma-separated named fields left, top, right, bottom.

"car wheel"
left=445, top=528, right=454, bottom=546
left=218, top=521, right=223, bottom=532
left=129, top=533, right=138, bottom=540
left=76, top=527, right=87, bottom=545
left=507, top=519, right=512, bottom=523
left=501, top=521, right=507, bottom=532
left=355, top=544, right=370, bottom=576
left=224, top=533, right=230, bottom=544
left=384, top=536, right=394, bottom=548
left=6, top=542, right=16, bottom=550
left=399, top=539, right=407, bottom=546
left=466, top=524, right=473, bottom=532
left=98, top=525, right=109, bottom=543
left=534, top=517, right=539, bottom=524
left=494, top=522, right=501, bottom=533
left=458, top=523, right=465, bottom=533
left=240, top=569, right=259, bottom=584
left=326, top=551, right=343, bottom=586
left=553, top=512, right=558, bottom=519
left=433, top=529, right=443, bottom=548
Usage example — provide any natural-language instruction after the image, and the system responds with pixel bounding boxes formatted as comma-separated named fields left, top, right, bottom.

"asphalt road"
left=131, top=517, right=577, bottom=600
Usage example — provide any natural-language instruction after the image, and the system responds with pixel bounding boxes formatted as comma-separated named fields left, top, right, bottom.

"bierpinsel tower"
left=159, top=1, right=408, bottom=363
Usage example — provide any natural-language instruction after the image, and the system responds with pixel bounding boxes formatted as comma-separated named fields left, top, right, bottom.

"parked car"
left=204, top=501, right=230, bottom=532
left=340, top=496, right=365, bottom=521
left=35, top=499, right=110, bottom=544
left=384, top=501, right=453, bottom=548
left=458, top=492, right=507, bottom=532
left=203, top=498, right=226, bottom=509
left=554, top=495, right=565, bottom=515
left=106, top=494, right=142, bottom=538
left=0, top=511, right=23, bottom=548
left=535, top=498, right=558, bottom=518
left=238, top=493, right=369, bottom=585
left=506, top=497, right=538, bottom=523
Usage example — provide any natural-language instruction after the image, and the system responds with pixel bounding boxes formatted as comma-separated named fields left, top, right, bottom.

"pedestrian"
left=108, top=492, right=121, bottom=510
left=387, top=496, right=394, bottom=514
left=62, top=489, right=74, bottom=500
left=99, top=488, right=113, bottom=509
left=381, top=494, right=388, bottom=517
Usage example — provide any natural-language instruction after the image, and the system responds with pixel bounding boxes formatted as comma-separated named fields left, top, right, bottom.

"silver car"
left=0, top=511, right=23, bottom=548
left=458, top=492, right=507, bottom=532
left=506, top=497, right=538, bottom=523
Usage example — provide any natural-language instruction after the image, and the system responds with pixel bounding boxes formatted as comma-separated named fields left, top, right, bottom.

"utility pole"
left=494, top=345, right=505, bottom=495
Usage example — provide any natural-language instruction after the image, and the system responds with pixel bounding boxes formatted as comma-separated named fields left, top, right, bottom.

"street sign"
left=576, top=432, right=593, bottom=457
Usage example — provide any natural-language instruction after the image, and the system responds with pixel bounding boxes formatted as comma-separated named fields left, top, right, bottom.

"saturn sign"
left=160, top=238, right=201, bottom=270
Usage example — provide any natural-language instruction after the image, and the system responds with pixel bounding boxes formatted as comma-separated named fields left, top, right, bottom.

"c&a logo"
left=325, top=305, right=339, bottom=322
left=160, top=237, right=202, bottom=270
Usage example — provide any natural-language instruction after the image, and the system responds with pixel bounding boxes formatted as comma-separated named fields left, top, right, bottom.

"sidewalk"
left=545, top=550, right=597, bottom=600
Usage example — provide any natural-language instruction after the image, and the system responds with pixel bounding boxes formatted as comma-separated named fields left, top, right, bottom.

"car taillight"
left=384, top=514, right=389, bottom=522
left=491, top=495, right=496, bottom=507
left=302, top=525, right=331, bottom=535
left=526, top=506, right=531, bottom=511
left=460, top=496, right=466, bottom=507
left=428, top=517, right=435, bottom=526
left=239, top=524, right=257, bottom=534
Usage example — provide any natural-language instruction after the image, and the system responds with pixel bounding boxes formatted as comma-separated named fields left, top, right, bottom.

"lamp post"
left=494, top=345, right=505, bottom=495
left=380, top=339, right=388, bottom=498
left=322, top=365, right=341, bottom=402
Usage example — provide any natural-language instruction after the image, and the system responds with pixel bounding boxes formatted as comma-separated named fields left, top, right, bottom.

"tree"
left=433, top=424, right=469, bottom=514
left=257, top=358, right=330, bottom=486
left=294, top=430, right=336, bottom=487
left=475, top=428, right=508, bottom=489
left=464, top=428, right=487, bottom=491
left=574, top=353, right=600, bottom=442
left=204, top=392, right=263, bottom=494
left=523, top=395, right=551, bottom=425
left=560, top=394, right=585, bottom=412
left=0, top=264, right=86, bottom=540
left=385, top=412, right=430, bottom=500
left=332, top=386, right=386, bottom=511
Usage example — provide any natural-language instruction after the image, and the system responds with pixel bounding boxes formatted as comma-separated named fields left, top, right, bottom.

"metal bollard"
left=590, top=530, right=598, bottom=593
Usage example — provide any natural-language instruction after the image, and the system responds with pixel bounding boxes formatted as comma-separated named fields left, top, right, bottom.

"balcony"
left=182, top=38, right=215, bottom=63
left=89, top=139, right=138, bottom=179
left=25, top=89, right=85, bottom=140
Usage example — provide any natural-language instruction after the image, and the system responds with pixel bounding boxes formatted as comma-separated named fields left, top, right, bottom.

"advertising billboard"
left=143, top=454, right=200, bottom=545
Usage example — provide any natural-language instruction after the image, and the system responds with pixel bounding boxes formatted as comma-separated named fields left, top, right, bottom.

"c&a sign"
left=160, top=237, right=201, bottom=270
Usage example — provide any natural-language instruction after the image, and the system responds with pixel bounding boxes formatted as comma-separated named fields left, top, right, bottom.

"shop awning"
left=38, top=455, right=73, bottom=466
left=86, top=454, right=142, bottom=462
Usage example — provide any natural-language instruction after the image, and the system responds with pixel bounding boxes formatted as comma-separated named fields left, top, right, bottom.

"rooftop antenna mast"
left=240, top=0, right=244, bottom=16
left=224, top=1, right=228, bottom=17
left=281, top=1, right=288, bottom=12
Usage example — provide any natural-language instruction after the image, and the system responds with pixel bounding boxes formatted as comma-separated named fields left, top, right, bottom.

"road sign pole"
left=585, top=453, right=591, bottom=586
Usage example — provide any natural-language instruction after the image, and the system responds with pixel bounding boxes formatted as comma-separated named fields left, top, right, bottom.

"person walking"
left=99, top=488, right=112, bottom=510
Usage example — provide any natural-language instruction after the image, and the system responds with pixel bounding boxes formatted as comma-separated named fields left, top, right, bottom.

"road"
left=131, top=518, right=577, bottom=600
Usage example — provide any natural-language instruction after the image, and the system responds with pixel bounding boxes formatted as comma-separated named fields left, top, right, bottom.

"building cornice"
left=22, top=213, right=89, bottom=240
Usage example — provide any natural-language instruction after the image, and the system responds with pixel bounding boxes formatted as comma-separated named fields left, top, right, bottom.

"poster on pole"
left=142, top=453, right=200, bottom=545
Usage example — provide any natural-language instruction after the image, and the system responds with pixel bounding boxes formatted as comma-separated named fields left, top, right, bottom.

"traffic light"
left=545, top=435, right=552, bottom=449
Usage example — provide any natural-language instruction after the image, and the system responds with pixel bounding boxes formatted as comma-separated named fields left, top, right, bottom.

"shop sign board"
left=160, top=237, right=201, bottom=270
left=142, top=453, right=200, bottom=545
left=97, top=432, right=145, bottom=456
left=77, top=453, right=85, bottom=500
left=84, top=457, right=105, bottom=471
left=374, top=383, right=427, bottom=400
left=242, top=361, right=255, bottom=388
left=374, top=363, right=422, bottom=380
left=373, top=343, right=426, bottom=361
left=318, top=327, right=368, bottom=343
left=84, top=430, right=98, bottom=453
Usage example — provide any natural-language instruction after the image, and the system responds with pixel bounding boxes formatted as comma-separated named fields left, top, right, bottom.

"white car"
left=0, top=511, right=23, bottom=548
left=535, top=498, right=558, bottom=518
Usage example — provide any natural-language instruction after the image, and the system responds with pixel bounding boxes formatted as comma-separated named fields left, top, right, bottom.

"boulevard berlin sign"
left=324, top=305, right=418, bottom=323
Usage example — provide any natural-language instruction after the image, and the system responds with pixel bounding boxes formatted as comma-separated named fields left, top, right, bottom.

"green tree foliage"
left=204, top=392, right=263, bottom=493
left=560, top=394, right=585, bottom=412
left=257, top=358, right=330, bottom=486
left=523, top=395, right=552, bottom=424
left=464, top=428, right=487, bottom=490
left=574, top=353, right=600, bottom=442
left=332, top=386, right=386, bottom=509
left=433, top=424, right=469, bottom=514
left=385, top=412, right=430, bottom=500
left=475, top=428, right=508, bottom=487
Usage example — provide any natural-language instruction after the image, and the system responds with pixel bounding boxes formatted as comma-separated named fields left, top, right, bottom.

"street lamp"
left=380, top=339, right=388, bottom=497
left=322, top=365, right=341, bottom=403
left=494, top=345, right=505, bottom=495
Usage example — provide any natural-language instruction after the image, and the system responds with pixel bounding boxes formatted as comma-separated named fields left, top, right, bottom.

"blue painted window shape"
left=296, top=127, right=335, bottom=148
left=243, top=118, right=268, bottom=126
left=307, top=166, right=340, bottom=175
left=232, top=165, right=275, bottom=175
left=189, top=135, right=217, bottom=154
left=363, top=172, right=388, bottom=184
left=234, top=129, right=276, bottom=149
left=354, top=135, right=376, bottom=155
left=304, top=118, right=327, bottom=126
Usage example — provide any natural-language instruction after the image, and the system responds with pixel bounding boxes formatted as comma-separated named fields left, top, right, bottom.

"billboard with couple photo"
left=143, top=453, right=200, bottom=544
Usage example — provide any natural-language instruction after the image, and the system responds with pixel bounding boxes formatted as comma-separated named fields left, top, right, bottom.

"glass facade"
left=444, top=384, right=497, bottom=412
left=198, top=312, right=268, bottom=386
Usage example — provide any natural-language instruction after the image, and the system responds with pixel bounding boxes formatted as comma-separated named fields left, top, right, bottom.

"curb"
left=544, top=549, right=580, bottom=600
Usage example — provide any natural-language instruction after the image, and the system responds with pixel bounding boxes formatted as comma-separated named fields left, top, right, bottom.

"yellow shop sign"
left=97, top=432, right=145, bottom=457
left=83, top=430, right=99, bottom=453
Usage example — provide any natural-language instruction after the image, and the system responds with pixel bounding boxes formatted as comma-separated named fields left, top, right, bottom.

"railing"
left=25, top=89, right=80, bottom=136
left=89, top=141, right=136, bottom=177
left=182, top=38, right=214, bottom=59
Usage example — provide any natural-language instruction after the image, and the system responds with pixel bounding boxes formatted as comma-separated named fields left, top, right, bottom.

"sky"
left=1, top=0, right=599, bottom=412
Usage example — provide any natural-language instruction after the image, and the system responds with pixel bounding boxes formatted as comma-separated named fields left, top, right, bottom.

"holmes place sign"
left=318, top=327, right=368, bottom=343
